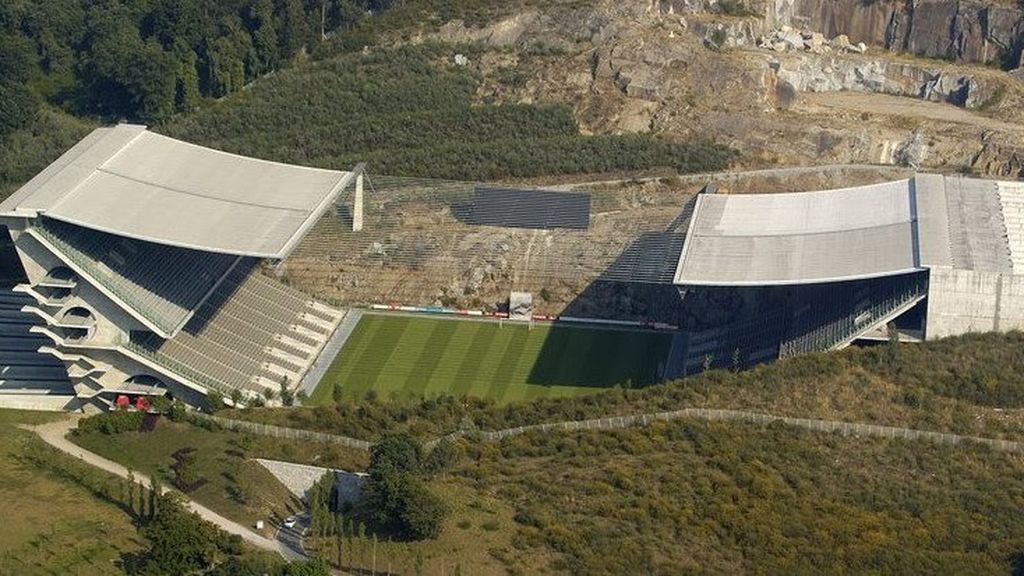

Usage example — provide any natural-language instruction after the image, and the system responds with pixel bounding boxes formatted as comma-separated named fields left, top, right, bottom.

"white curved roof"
left=673, top=174, right=1024, bottom=286
left=1, top=124, right=354, bottom=259
left=674, top=179, right=925, bottom=285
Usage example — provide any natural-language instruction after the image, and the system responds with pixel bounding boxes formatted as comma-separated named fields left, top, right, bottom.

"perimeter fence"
left=197, top=413, right=372, bottom=451
left=196, top=408, right=1024, bottom=455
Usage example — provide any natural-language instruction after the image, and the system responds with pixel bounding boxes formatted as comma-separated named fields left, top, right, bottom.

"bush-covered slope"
left=452, top=419, right=1024, bottom=574
left=159, top=45, right=735, bottom=180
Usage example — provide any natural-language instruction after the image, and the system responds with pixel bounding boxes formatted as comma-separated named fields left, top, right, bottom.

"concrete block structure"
left=667, top=173, right=1024, bottom=375
left=0, top=125, right=352, bottom=411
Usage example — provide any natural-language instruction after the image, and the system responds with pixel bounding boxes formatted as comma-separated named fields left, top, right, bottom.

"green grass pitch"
left=311, top=314, right=673, bottom=405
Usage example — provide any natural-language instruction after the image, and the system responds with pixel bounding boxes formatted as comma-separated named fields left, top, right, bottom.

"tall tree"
left=249, top=0, right=280, bottom=76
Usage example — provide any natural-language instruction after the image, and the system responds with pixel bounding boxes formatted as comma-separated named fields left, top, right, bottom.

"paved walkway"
left=22, top=416, right=303, bottom=560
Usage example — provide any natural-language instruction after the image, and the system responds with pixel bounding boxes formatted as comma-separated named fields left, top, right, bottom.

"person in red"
left=135, top=396, right=150, bottom=411
left=115, top=395, right=130, bottom=409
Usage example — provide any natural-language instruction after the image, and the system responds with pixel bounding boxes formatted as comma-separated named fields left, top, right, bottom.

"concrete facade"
left=925, top=267, right=1024, bottom=339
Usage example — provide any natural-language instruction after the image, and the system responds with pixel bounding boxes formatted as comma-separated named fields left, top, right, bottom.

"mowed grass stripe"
left=312, top=315, right=382, bottom=402
left=312, top=314, right=675, bottom=406
left=458, top=323, right=518, bottom=400
left=449, top=322, right=492, bottom=398
left=340, top=316, right=411, bottom=397
left=496, top=326, right=551, bottom=404
left=400, top=319, right=459, bottom=396
left=418, top=321, right=482, bottom=398
left=484, top=325, right=531, bottom=400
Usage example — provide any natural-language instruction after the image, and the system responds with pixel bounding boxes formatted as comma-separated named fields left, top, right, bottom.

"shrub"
left=78, top=410, right=144, bottom=435
left=167, top=400, right=189, bottom=422
left=423, top=438, right=460, bottom=474
left=204, top=391, right=226, bottom=413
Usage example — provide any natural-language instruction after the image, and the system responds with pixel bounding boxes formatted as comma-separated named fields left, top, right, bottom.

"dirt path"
left=21, top=416, right=302, bottom=560
left=800, top=92, right=1024, bottom=134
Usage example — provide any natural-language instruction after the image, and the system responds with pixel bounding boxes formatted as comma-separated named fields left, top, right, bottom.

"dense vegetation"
left=0, top=0, right=734, bottom=196
left=451, top=419, right=1024, bottom=574
left=161, top=44, right=735, bottom=180
left=0, top=108, right=94, bottom=198
left=0, top=0, right=415, bottom=128
left=227, top=331, right=1024, bottom=442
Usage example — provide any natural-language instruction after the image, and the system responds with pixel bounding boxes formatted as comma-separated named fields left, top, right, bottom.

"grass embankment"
left=64, top=326, right=1024, bottom=574
left=71, top=418, right=368, bottom=537
left=0, top=410, right=142, bottom=574
left=311, top=315, right=672, bottom=406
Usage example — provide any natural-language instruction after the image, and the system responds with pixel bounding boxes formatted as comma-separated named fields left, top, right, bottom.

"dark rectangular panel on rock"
left=471, top=186, right=590, bottom=230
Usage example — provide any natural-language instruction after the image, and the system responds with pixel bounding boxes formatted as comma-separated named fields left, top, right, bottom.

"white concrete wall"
left=13, top=230, right=149, bottom=344
left=81, top=348, right=206, bottom=406
left=926, top=267, right=1024, bottom=339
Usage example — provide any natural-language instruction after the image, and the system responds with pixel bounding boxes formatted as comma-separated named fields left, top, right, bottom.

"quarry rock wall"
left=767, top=0, right=1024, bottom=67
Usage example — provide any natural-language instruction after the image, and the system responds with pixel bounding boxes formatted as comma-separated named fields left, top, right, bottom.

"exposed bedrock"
left=768, top=0, right=1024, bottom=67
left=770, top=55, right=996, bottom=107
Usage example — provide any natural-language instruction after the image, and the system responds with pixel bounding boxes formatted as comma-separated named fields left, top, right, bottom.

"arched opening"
left=103, top=374, right=168, bottom=412
left=38, top=266, right=79, bottom=305
left=124, top=374, right=165, bottom=389
left=59, top=306, right=96, bottom=343
left=46, top=266, right=77, bottom=283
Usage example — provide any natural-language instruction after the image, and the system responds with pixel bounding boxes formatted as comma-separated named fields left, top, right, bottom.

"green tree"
left=363, top=433, right=448, bottom=540
left=172, top=40, right=201, bottom=112
left=248, top=0, right=280, bottom=76
left=273, top=0, right=309, bottom=57
left=173, top=451, right=201, bottom=491
left=135, top=493, right=219, bottom=574
left=205, top=390, right=226, bottom=413
left=368, top=432, right=422, bottom=478
left=0, top=81, right=38, bottom=139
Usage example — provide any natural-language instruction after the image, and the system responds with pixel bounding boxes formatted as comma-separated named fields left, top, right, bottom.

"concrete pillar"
left=352, top=174, right=364, bottom=232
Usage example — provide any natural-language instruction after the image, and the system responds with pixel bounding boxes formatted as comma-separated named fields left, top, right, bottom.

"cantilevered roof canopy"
left=674, top=180, right=927, bottom=285
left=0, top=124, right=355, bottom=259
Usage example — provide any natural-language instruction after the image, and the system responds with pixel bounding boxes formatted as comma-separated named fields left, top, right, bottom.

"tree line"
left=0, top=0, right=408, bottom=135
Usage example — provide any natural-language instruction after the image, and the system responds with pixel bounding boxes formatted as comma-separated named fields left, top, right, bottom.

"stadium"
left=1, top=124, right=1023, bottom=411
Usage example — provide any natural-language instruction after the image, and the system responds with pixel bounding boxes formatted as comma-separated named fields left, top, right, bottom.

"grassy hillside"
left=72, top=418, right=368, bottom=536
left=438, top=419, right=1024, bottom=574
left=312, top=315, right=672, bottom=405
left=63, top=331, right=1024, bottom=574
left=0, top=410, right=142, bottom=574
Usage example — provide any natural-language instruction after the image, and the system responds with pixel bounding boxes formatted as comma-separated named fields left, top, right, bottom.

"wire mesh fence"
left=196, top=413, right=372, bottom=451
left=471, top=409, right=1024, bottom=453
left=197, top=408, right=1024, bottom=455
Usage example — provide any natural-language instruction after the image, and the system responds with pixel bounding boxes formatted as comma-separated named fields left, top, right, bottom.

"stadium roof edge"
left=0, top=124, right=357, bottom=259
left=673, top=176, right=939, bottom=286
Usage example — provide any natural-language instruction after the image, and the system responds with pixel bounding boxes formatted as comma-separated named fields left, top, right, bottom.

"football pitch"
left=311, top=314, right=673, bottom=405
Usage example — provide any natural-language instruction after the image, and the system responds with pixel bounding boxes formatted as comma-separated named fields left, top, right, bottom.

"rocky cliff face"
left=769, top=0, right=1024, bottom=67
left=771, top=55, right=997, bottom=107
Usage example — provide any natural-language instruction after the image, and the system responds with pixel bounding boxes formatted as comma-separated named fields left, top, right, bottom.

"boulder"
left=830, top=34, right=851, bottom=50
